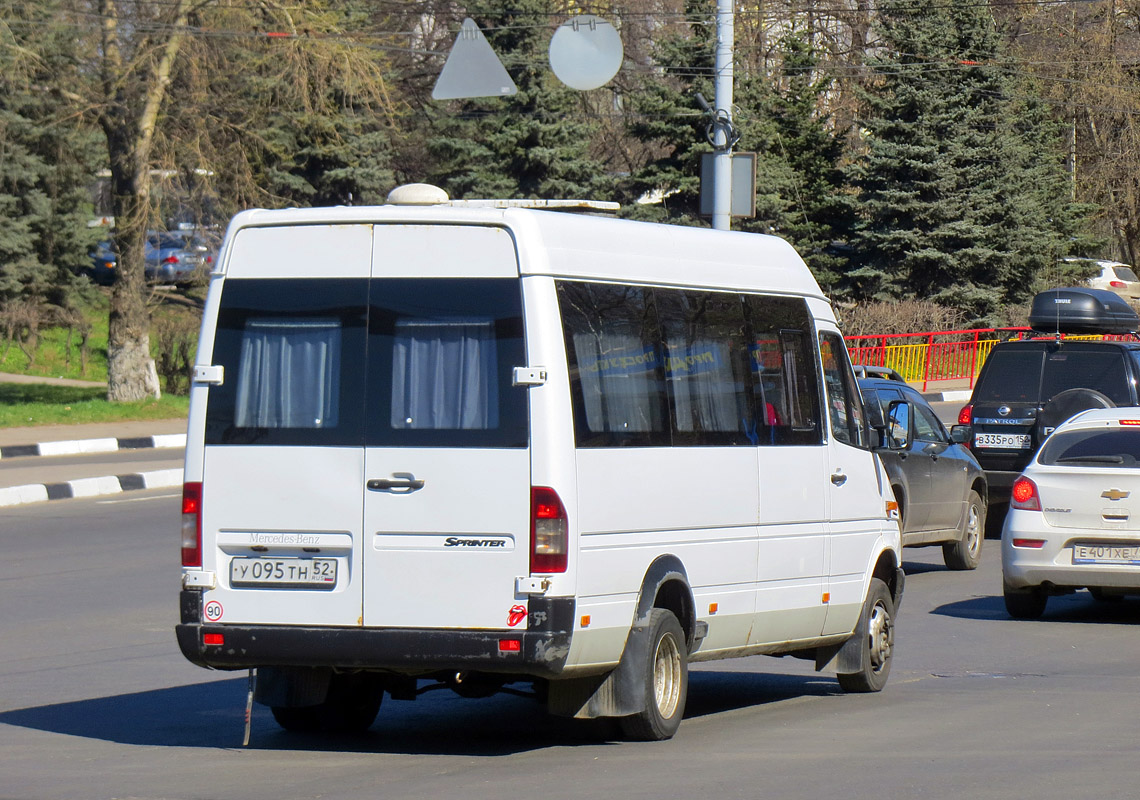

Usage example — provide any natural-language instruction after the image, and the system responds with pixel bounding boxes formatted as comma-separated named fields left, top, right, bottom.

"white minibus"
left=176, top=184, right=903, bottom=741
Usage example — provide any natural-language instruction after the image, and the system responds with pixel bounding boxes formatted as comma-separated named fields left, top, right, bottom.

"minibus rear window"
left=366, top=278, right=527, bottom=448
left=206, top=279, right=367, bottom=446
left=206, top=277, right=526, bottom=448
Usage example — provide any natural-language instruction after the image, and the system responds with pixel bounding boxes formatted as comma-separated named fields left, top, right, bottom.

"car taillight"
left=1110, top=280, right=1127, bottom=288
left=182, top=482, right=203, bottom=567
left=958, top=404, right=973, bottom=425
left=531, top=486, right=567, bottom=574
left=163, top=255, right=179, bottom=264
left=1010, top=476, right=1041, bottom=511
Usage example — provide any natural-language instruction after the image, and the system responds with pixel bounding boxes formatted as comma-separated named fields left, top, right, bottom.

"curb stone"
left=0, top=468, right=184, bottom=508
left=0, top=433, right=186, bottom=460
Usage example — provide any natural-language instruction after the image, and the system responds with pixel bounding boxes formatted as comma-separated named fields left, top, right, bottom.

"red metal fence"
left=845, top=327, right=1134, bottom=391
left=844, top=328, right=1020, bottom=392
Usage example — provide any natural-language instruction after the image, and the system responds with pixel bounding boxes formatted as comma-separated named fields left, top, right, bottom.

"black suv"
left=961, top=288, right=1140, bottom=508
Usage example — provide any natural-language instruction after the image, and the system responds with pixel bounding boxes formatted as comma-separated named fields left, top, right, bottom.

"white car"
left=1085, top=259, right=1140, bottom=302
left=1002, top=407, right=1140, bottom=619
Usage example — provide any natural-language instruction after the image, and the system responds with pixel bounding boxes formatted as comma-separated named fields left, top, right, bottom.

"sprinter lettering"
left=444, top=537, right=508, bottom=548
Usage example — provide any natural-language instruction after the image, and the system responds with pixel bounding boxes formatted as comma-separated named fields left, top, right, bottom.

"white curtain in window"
left=667, top=337, right=740, bottom=432
left=235, top=318, right=341, bottom=429
left=391, top=318, right=498, bottom=429
left=574, top=331, right=659, bottom=432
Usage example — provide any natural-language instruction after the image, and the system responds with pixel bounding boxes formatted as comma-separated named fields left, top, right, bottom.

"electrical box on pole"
left=700, top=153, right=756, bottom=218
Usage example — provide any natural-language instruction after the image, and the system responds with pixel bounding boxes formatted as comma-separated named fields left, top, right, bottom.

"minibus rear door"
left=361, top=225, right=532, bottom=630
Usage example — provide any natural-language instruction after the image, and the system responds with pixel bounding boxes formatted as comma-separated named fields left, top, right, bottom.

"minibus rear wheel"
left=270, top=673, right=383, bottom=733
left=618, top=608, right=688, bottom=741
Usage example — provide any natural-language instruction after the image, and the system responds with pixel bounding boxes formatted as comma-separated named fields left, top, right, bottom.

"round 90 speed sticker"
left=203, top=600, right=223, bottom=622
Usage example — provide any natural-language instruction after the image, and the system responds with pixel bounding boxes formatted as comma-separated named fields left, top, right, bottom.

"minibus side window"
left=205, top=278, right=367, bottom=446
left=819, top=331, right=869, bottom=448
left=557, top=281, right=669, bottom=447
left=656, top=289, right=755, bottom=446
left=743, top=295, right=822, bottom=446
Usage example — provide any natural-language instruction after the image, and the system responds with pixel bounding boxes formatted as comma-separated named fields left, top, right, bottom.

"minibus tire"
left=271, top=674, right=383, bottom=733
left=618, top=608, right=688, bottom=741
left=837, top=578, right=894, bottom=693
left=271, top=704, right=322, bottom=733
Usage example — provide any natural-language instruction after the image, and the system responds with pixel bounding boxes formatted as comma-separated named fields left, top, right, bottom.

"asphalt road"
left=3, top=489, right=1140, bottom=800
left=0, top=447, right=184, bottom=487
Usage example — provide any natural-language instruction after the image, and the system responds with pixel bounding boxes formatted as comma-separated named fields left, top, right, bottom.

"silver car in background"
left=145, top=230, right=218, bottom=284
left=1003, top=407, right=1140, bottom=618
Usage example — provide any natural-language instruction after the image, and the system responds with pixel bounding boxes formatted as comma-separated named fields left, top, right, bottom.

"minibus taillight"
left=181, top=482, right=203, bottom=567
left=530, top=486, right=567, bottom=574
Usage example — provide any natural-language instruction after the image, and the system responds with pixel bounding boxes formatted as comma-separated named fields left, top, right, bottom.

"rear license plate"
left=975, top=432, right=1032, bottom=449
left=1072, top=544, right=1140, bottom=565
left=230, top=557, right=337, bottom=589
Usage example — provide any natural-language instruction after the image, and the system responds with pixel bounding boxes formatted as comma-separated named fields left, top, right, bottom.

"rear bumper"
left=177, top=591, right=575, bottom=678
left=1002, top=511, right=1140, bottom=592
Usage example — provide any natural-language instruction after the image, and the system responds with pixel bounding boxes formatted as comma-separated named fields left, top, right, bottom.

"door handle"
left=367, top=476, right=425, bottom=492
left=831, top=471, right=848, bottom=486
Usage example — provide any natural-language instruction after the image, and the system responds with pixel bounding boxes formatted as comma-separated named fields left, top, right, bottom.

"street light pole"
left=711, top=0, right=734, bottom=231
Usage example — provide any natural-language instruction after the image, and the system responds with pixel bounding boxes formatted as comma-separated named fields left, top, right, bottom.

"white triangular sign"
left=432, top=18, right=518, bottom=100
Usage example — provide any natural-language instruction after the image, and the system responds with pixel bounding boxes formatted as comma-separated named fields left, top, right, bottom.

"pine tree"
left=621, top=1, right=715, bottom=225
left=736, top=35, right=855, bottom=294
left=424, top=1, right=606, bottom=200
left=0, top=0, right=100, bottom=314
left=849, top=0, right=1088, bottom=324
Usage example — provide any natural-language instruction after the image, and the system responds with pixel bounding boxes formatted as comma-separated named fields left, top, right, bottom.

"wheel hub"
left=653, top=632, right=683, bottom=718
left=867, top=602, right=893, bottom=673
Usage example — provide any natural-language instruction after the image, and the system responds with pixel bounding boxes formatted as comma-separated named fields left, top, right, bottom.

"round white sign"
left=548, top=15, right=623, bottom=91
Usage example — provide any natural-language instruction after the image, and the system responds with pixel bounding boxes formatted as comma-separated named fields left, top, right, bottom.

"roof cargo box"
left=1028, top=287, right=1139, bottom=335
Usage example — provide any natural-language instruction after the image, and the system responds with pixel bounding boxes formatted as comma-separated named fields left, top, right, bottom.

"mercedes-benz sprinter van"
left=176, top=184, right=903, bottom=741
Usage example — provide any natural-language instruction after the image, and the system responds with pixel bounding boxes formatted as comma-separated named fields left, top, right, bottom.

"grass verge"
left=0, top=384, right=188, bottom=428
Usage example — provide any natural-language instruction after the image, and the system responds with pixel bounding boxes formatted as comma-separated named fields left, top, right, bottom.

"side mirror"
left=885, top=400, right=911, bottom=449
left=950, top=424, right=972, bottom=445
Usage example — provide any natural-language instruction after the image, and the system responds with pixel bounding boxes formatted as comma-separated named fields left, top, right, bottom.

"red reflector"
left=957, top=404, right=973, bottom=425
left=498, top=639, right=521, bottom=652
left=203, top=633, right=224, bottom=646
left=1012, top=539, right=1046, bottom=549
